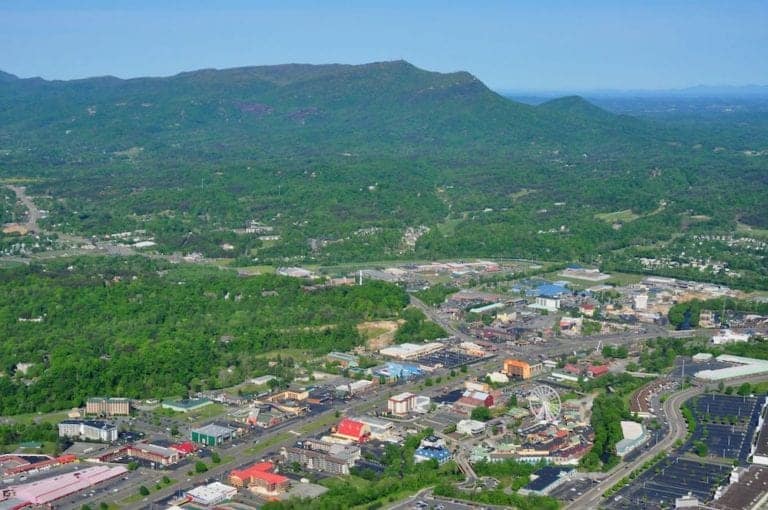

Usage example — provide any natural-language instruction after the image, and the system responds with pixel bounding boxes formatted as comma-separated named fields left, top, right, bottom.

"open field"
left=595, top=209, right=641, bottom=223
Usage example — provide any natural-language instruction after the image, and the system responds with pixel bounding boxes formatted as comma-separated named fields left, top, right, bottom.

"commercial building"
left=229, top=462, right=290, bottom=494
left=335, top=379, right=376, bottom=397
left=459, top=341, right=486, bottom=357
left=695, top=355, right=768, bottom=382
left=488, top=371, right=509, bottom=384
left=414, top=446, right=451, bottom=464
left=616, top=421, right=648, bottom=457
left=532, top=296, right=560, bottom=312
left=186, top=482, right=237, bottom=505
left=586, top=365, right=610, bottom=378
left=469, top=302, right=505, bottom=314
left=380, top=342, right=443, bottom=360
left=85, top=397, right=130, bottom=416
left=520, top=466, right=574, bottom=496
left=752, top=411, right=768, bottom=466
left=333, top=418, right=370, bottom=443
left=8, top=465, right=127, bottom=505
left=161, top=398, right=212, bottom=413
left=353, top=416, right=394, bottom=439
left=503, top=358, right=543, bottom=380
left=0, top=454, right=77, bottom=477
left=711, top=329, right=750, bottom=345
left=191, top=424, right=235, bottom=446
left=58, top=420, right=118, bottom=443
left=376, top=362, right=423, bottom=380
left=692, top=352, right=714, bottom=362
left=282, top=439, right=361, bottom=475
left=125, top=443, right=180, bottom=466
left=326, top=352, right=359, bottom=368
left=388, top=392, right=417, bottom=415
left=457, top=419, right=486, bottom=435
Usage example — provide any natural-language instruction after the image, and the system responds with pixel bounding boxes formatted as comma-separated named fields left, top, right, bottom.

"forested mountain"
left=0, top=61, right=766, bottom=265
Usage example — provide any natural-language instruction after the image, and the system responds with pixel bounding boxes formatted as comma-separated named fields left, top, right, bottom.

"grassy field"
left=252, top=348, right=315, bottom=362
left=595, top=209, right=641, bottom=223
left=2, top=409, right=71, bottom=425
left=186, top=403, right=228, bottom=422
left=737, top=222, right=768, bottom=239
left=245, top=431, right=293, bottom=454
left=298, top=411, right=340, bottom=434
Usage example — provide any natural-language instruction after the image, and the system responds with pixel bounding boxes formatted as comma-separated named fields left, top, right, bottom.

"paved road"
left=568, top=371, right=768, bottom=510
left=410, top=295, right=476, bottom=343
left=6, top=185, right=41, bottom=233
left=567, top=384, right=702, bottom=510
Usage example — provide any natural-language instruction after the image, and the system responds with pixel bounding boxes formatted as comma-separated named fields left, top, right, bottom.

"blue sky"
left=1, top=0, right=766, bottom=91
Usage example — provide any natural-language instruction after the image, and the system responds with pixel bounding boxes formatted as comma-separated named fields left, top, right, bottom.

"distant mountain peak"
left=537, top=95, right=614, bottom=118
left=0, top=70, right=19, bottom=82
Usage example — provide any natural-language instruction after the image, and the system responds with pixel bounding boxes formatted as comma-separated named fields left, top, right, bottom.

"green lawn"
left=3, top=409, right=71, bottom=425
left=595, top=209, right=641, bottom=223
left=298, top=412, right=339, bottom=434
left=245, top=431, right=293, bottom=454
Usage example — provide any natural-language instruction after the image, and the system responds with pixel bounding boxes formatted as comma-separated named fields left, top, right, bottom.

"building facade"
left=388, top=392, right=416, bottom=415
left=58, top=420, right=118, bottom=442
left=86, top=397, right=130, bottom=416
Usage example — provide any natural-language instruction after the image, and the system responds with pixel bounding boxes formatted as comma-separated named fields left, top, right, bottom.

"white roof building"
left=616, top=421, right=647, bottom=457
left=186, top=482, right=237, bottom=505
left=711, top=329, right=750, bottom=345
left=488, top=371, right=509, bottom=384
left=380, top=342, right=443, bottom=360
left=457, top=419, right=486, bottom=435
left=695, top=354, right=768, bottom=381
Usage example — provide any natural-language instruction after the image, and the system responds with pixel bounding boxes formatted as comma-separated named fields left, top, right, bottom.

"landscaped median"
left=602, top=451, right=667, bottom=498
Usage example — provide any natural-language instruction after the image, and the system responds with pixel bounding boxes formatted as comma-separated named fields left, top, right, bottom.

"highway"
left=568, top=371, right=768, bottom=510
left=5, top=185, right=41, bottom=233
left=567, top=384, right=702, bottom=510
left=91, top=354, right=502, bottom=510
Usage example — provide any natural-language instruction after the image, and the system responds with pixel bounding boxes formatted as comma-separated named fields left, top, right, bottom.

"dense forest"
left=0, top=61, right=765, bottom=269
left=0, top=256, right=410, bottom=414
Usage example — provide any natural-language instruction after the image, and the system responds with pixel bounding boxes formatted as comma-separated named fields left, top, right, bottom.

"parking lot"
left=415, top=350, right=484, bottom=369
left=680, top=393, right=763, bottom=463
left=605, top=457, right=730, bottom=509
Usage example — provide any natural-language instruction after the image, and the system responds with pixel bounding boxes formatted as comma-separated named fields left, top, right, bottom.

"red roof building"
left=587, top=365, right=610, bottom=378
left=170, top=441, right=197, bottom=456
left=229, top=462, right=290, bottom=493
left=333, top=418, right=370, bottom=443
left=563, top=363, right=582, bottom=376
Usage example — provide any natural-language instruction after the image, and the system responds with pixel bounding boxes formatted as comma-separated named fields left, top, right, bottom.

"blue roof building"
left=414, top=446, right=452, bottom=464
left=522, top=466, right=574, bottom=495
left=376, top=362, right=423, bottom=380
left=535, top=283, right=569, bottom=298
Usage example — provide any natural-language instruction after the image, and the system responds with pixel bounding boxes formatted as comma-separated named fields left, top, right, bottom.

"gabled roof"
left=337, top=418, right=366, bottom=438
left=231, top=461, right=288, bottom=485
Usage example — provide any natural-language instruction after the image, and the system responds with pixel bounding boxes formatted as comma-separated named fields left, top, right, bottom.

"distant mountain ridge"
left=0, top=60, right=764, bottom=263
left=0, top=59, right=639, bottom=157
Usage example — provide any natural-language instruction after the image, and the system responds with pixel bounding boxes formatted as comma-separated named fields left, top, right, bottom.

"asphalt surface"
left=568, top=371, right=768, bottom=510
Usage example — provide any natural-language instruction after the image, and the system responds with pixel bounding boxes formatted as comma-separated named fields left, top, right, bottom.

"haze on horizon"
left=0, top=0, right=766, bottom=92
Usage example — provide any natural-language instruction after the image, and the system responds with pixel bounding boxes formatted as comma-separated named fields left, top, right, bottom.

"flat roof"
left=187, top=481, right=236, bottom=501
left=754, top=413, right=768, bottom=458
left=192, top=423, right=233, bottom=436
left=620, top=421, right=644, bottom=440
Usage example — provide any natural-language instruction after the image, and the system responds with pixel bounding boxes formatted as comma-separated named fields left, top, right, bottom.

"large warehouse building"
left=380, top=342, right=443, bottom=360
left=695, top=354, right=768, bottom=381
left=191, top=424, right=235, bottom=446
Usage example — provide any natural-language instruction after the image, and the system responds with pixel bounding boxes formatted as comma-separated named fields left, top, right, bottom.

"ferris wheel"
left=527, top=385, right=562, bottom=423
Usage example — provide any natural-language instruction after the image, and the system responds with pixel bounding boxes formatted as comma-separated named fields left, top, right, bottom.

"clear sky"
left=1, top=0, right=766, bottom=91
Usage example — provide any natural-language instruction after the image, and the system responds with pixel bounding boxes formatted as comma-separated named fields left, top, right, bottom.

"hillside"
left=0, top=61, right=765, bottom=267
